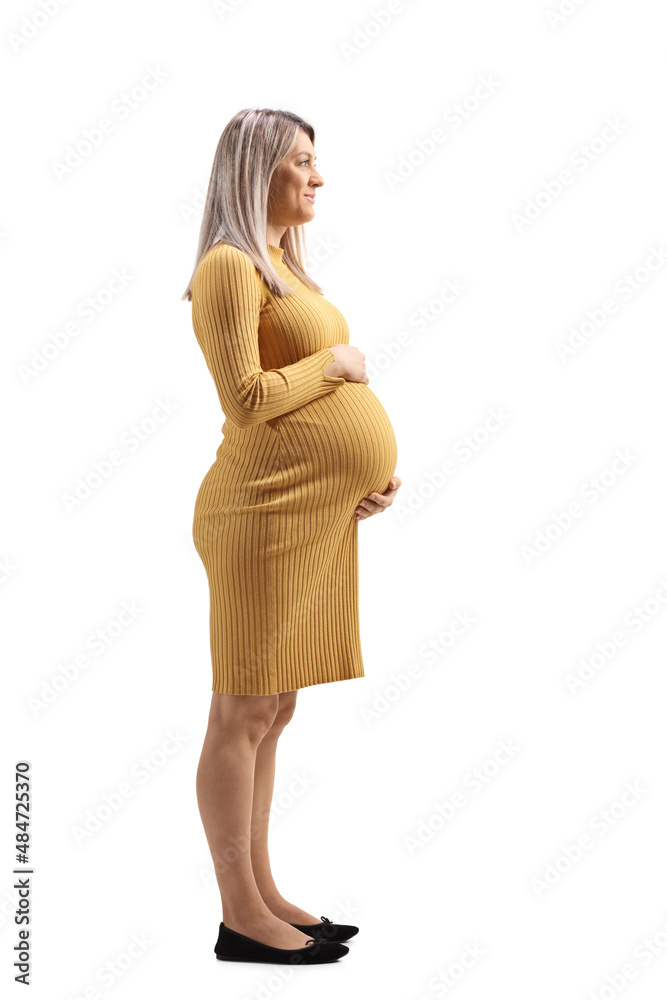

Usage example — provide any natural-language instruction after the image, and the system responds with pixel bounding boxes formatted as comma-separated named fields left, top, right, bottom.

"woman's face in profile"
left=268, top=130, right=324, bottom=229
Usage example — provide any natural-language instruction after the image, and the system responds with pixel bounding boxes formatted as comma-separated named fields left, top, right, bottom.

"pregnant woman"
left=182, top=108, right=401, bottom=965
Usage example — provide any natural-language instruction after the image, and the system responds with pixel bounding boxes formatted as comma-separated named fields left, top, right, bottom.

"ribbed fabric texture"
left=190, top=242, right=398, bottom=695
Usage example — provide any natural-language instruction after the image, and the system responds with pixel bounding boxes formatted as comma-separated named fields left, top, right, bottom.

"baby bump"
left=276, top=382, right=398, bottom=505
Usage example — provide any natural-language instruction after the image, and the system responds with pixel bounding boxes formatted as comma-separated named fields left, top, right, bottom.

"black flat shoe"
left=214, top=922, right=349, bottom=964
left=289, top=915, right=359, bottom=943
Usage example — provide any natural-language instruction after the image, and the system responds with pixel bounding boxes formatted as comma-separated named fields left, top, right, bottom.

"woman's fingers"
left=354, top=476, right=402, bottom=519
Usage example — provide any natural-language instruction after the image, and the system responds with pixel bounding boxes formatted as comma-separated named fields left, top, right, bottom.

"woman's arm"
left=192, top=245, right=345, bottom=429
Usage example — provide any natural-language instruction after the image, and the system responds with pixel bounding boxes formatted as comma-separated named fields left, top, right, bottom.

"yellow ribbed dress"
left=190, top=241, right=397, bottom=695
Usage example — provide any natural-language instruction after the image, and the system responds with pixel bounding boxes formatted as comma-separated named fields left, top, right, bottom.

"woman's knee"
left=207, top=692, right=280, bottom=743
left=265, top=691, right=297, bottom=736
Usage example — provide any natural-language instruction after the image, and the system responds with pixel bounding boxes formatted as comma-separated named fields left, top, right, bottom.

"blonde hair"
left=181, top=108, right=323, bottom=302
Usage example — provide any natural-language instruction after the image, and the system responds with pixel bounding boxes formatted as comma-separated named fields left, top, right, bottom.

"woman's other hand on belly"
left=354, top=476, right=402, bottom=520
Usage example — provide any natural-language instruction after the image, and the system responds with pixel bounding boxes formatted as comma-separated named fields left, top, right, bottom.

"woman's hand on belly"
left=354, top=476, right=402, bottom=520
left=325, top=343, right=369, bottom=384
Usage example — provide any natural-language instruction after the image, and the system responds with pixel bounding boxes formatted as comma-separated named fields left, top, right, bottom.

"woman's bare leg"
left=196, top=691, right=314, bottom=949
left=250, top=691, right=320, bottom=924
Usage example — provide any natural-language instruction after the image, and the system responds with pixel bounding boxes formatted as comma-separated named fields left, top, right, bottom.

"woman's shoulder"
left=195, top=241, right=264, bottom=287
left=200, top=240, right=255, bottom=266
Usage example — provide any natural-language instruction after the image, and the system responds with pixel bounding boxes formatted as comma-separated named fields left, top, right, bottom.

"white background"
left=3, top=0, right=667, bottom=997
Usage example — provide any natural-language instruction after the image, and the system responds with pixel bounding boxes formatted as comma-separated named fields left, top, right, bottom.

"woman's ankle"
left=224, top=914, right=292, bottom=939
left=222, top=902, right=275, bottom=929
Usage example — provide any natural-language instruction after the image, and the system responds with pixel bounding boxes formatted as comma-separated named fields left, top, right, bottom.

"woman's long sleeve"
left=192, top=246, right=345, bottom=429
